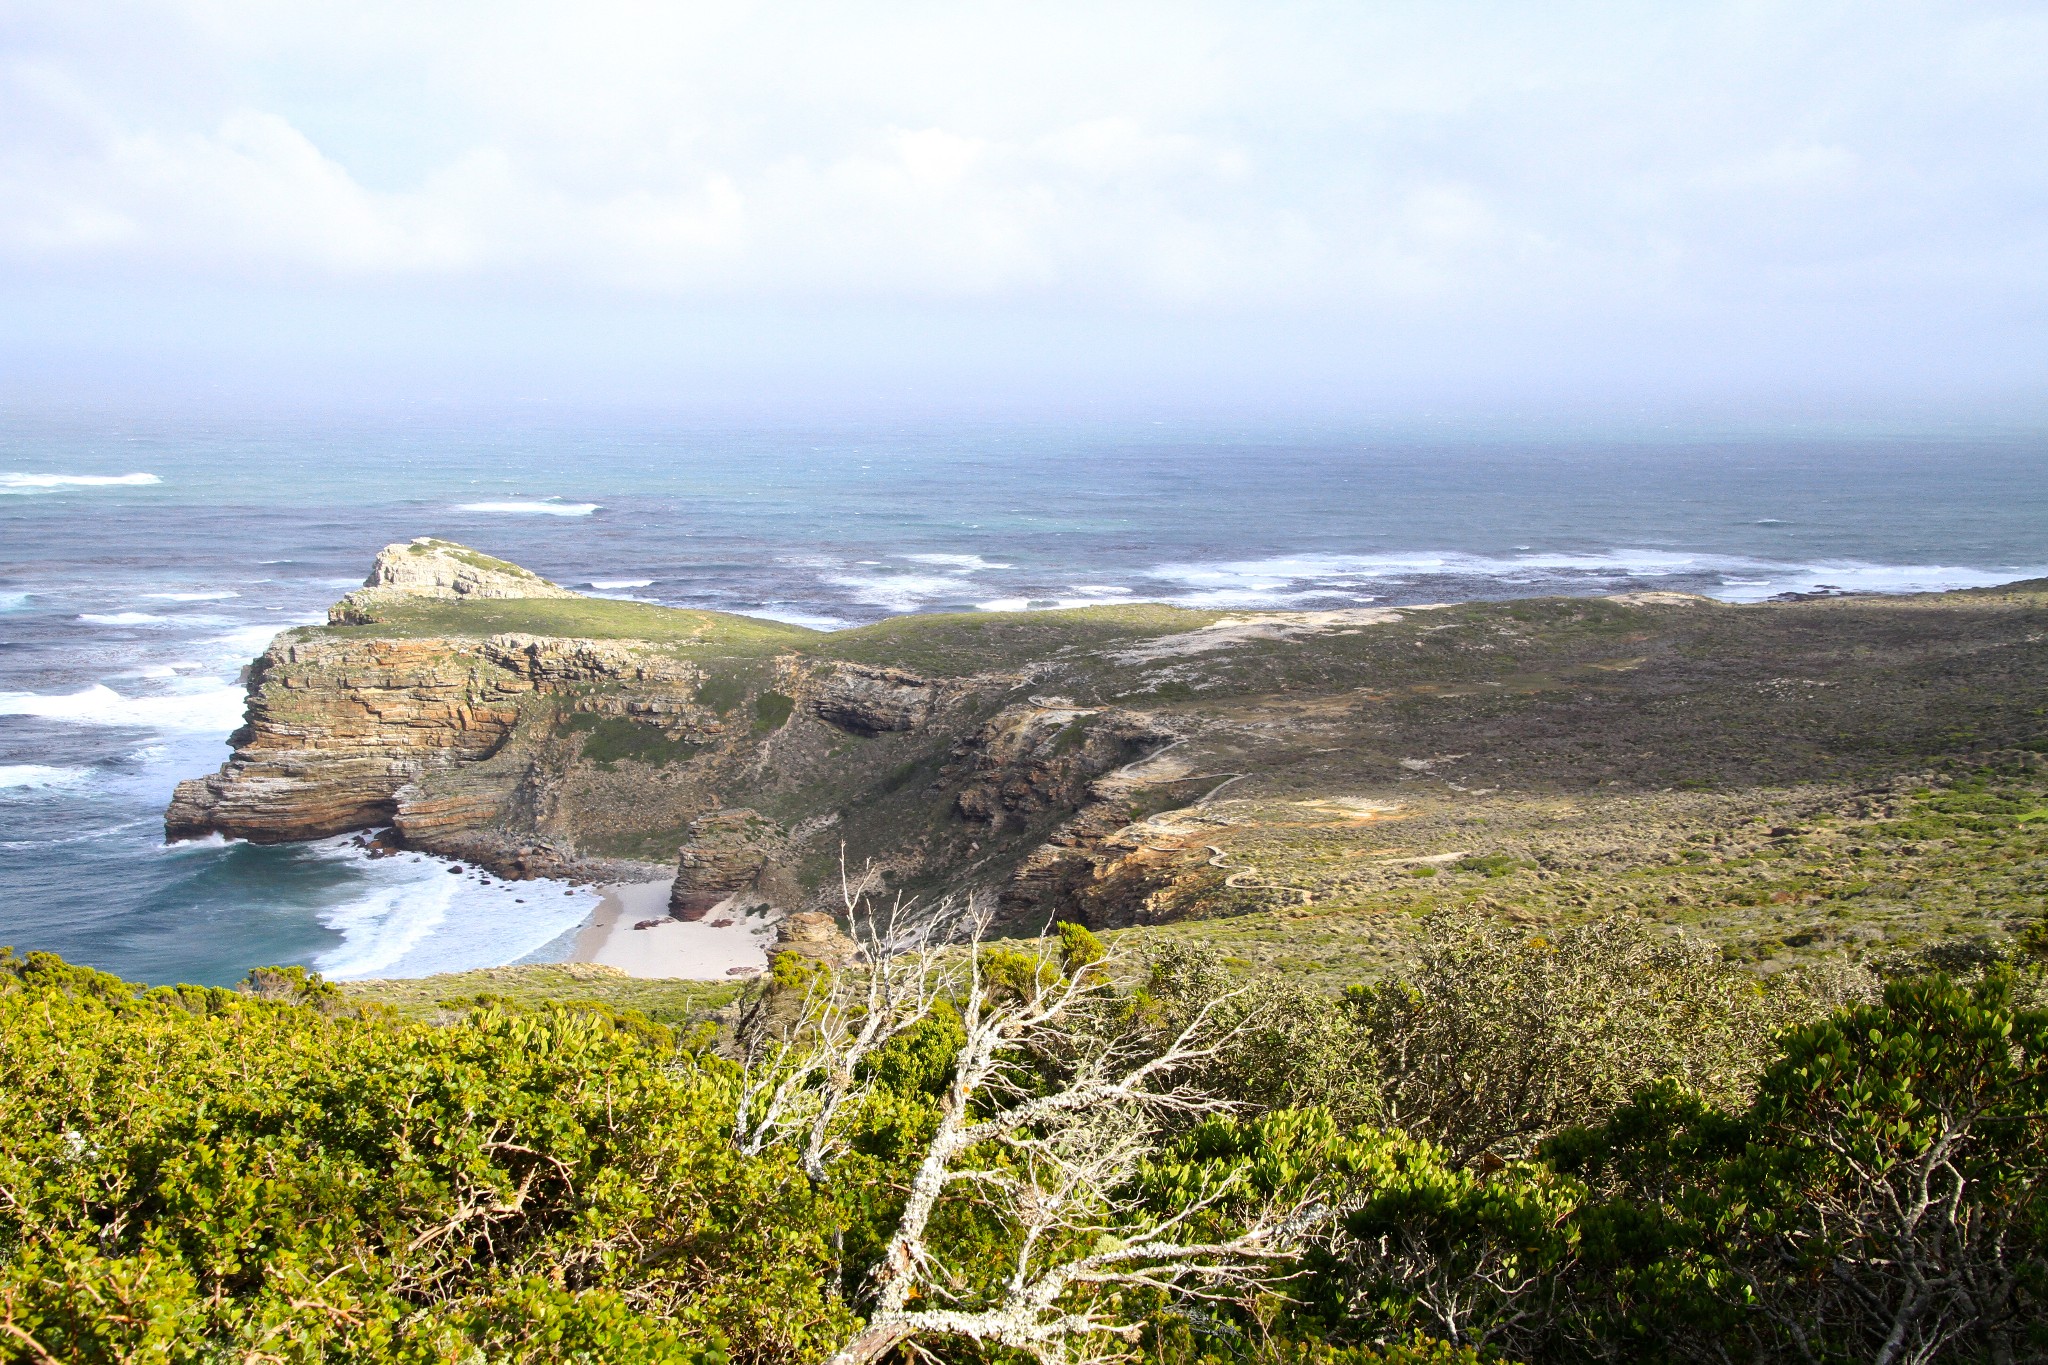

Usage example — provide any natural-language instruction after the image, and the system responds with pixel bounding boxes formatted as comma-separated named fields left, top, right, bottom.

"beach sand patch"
left=570, top=879, right=777, bottom=979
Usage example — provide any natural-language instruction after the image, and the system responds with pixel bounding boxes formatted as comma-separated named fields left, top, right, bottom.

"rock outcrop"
left=808, top=664, right=939, bottom=735
left=329, top=538, right=579, bottom=624
left=163, top=542, right=1219, bottom=920
left=772, top=911, right=858, bottom=966
left=165, top=635, right=524, bottom=843
left=955, top=700, right=1174, bottom=827
left=165, top=627, right=705, bottom=876
left=159, top=537, right=2048, bottom=977
left=1001, top=800, right=1234, bottom=930
left=669, top=809, right=790, bottom=918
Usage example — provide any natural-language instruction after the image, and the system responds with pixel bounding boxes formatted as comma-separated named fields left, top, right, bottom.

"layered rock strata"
left=770, top=911, right=858, bottom=966
left=806, top=664, right=941, bottom=734
left=165, top=635, right=524, bottom=843
left=669, top=809, right=792, bottom=918
left=955, top=700, right=1175, bottom=827
left=163, top=542, right=1214, bottom=923
left=160, top=538, right=2048, bottom=977
left=165, top=630, right=703, bottom=877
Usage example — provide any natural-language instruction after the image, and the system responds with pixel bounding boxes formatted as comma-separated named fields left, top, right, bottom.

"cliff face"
left=807, top=664, right=941, bottom=734
left=163, top=549, right=1193, bottom=912
left=163, top=633, right=703, bottom=862
left=165, top=635, right=521, bottom=843
left=669, top=809, right=797, bottom=917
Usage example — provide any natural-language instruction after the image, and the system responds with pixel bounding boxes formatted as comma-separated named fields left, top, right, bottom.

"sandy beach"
left=567, top=878, right=778, bottom=979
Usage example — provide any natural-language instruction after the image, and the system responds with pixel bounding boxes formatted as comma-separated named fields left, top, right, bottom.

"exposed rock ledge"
left=164, top=629, right=698, bottom=881
left=807, top=663, right=940, bottom=735
left=329, top=538, right=579, bottom=624
left=669, top=809, right=794, bottom=918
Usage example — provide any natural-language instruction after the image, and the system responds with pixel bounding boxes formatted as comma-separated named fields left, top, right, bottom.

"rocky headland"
left=170, top=540, right=2048, bottom=971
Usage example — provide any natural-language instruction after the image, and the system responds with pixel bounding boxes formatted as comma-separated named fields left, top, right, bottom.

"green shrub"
left=1345, top=912, right=1827, bottom=1163
left=0, top=952, right=851, bottom=1363
left=566, top=713, right=705, bottom=768
left=752, top=691, right=795, bottom=734
left=696, top=671, right=749, bottom=716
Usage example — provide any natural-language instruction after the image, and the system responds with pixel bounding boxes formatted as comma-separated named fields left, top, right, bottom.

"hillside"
left=167, top=540, right=2048, bottom=974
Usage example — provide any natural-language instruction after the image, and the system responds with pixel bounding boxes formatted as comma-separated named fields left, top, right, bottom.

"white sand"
left=567, top=879, right=778, bottom=979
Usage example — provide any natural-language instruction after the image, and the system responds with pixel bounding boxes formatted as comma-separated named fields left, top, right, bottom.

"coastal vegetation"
left=2, top=914, right=2043, bottom=1364
left=23, top=544, right=2048, bottom=1359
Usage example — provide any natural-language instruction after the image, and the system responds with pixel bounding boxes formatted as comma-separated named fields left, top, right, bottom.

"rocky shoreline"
left=166, top=538, right=1185, bottom=930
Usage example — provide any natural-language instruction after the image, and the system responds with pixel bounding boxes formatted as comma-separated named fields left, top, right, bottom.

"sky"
left=3, top=1, right=2046, bottom=420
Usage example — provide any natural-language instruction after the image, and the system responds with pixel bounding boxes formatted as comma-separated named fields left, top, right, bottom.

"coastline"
left=567, top=878, right=776, bottom=980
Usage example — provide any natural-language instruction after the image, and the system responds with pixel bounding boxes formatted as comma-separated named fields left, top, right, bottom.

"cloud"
left=0, top=0, right=2044, bottom=410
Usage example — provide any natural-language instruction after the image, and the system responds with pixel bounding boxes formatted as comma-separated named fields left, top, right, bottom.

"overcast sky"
left=3, top=1, right=2045, bottom=419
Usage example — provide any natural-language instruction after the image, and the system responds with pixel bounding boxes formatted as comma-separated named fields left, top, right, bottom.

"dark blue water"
left=5, top=409, right=2047, bottom=985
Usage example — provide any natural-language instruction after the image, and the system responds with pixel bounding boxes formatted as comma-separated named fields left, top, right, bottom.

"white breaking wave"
left=204, top=624, right=291, bottom=661
left=307, top=839, right=600, bottom=979
left=0, top=472, right=160, bottom=492
left=455, top=500, right=600, bottom=516
left=1140, top=551, right=2048, bottom=607
left=750, top=604, right=852, bottom=631
left=825, top=572, right=978, bottom=613
left=0, top=592, right=26, bottom=612
left=977, top=594, right=1153, bottom=613
left=0, top=764, right=90, bottom=790
left=0, top=682, right=248, bottom=732
left=145, top=590, right=239, bottom=601
left=589, top=578, right=654, bottom=589
left=1706, top=562, right=2048, bottom=601
left=120, top=663, right=207, bottom=679
left=80, top=612, right=173, bottom=626
left=899, top=553, right=1012, bottom=571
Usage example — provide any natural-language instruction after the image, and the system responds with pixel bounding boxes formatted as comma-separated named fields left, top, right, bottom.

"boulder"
left=773, top=911, right=858, bottom=967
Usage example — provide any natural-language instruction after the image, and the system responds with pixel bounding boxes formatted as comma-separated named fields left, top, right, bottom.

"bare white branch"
left=733, top=853, right=965, bottom=1183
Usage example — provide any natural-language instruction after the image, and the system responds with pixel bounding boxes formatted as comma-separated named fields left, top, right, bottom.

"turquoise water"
left=5, top=409, right=2047, bottom=985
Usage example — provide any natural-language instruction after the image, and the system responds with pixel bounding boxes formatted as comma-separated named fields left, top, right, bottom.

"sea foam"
left=900, top=553, right=1012, bottom=571
left=0, top=472, right=160, bottom=492
left=1140, top=551, right=2048, bottom=607
left=204, top=624, right=290, bottom=661
left=455, top=500, right=600, bottom=516
left=80, top=612, right=174, bottom=626
left=976, top=594, right=1143, bottom=613
left=307, top=838, right=600, bottom=979
left=750, top=605, right=853, bottom=631
left=825, top=572, right=978, bottom=613
left=0, top=683, right=248, bottom=733
left=0, top=764, right=90, bottom=790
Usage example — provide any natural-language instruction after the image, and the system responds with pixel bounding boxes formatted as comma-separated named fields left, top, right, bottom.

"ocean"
left=4, top=408, right=2046, bottom=986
